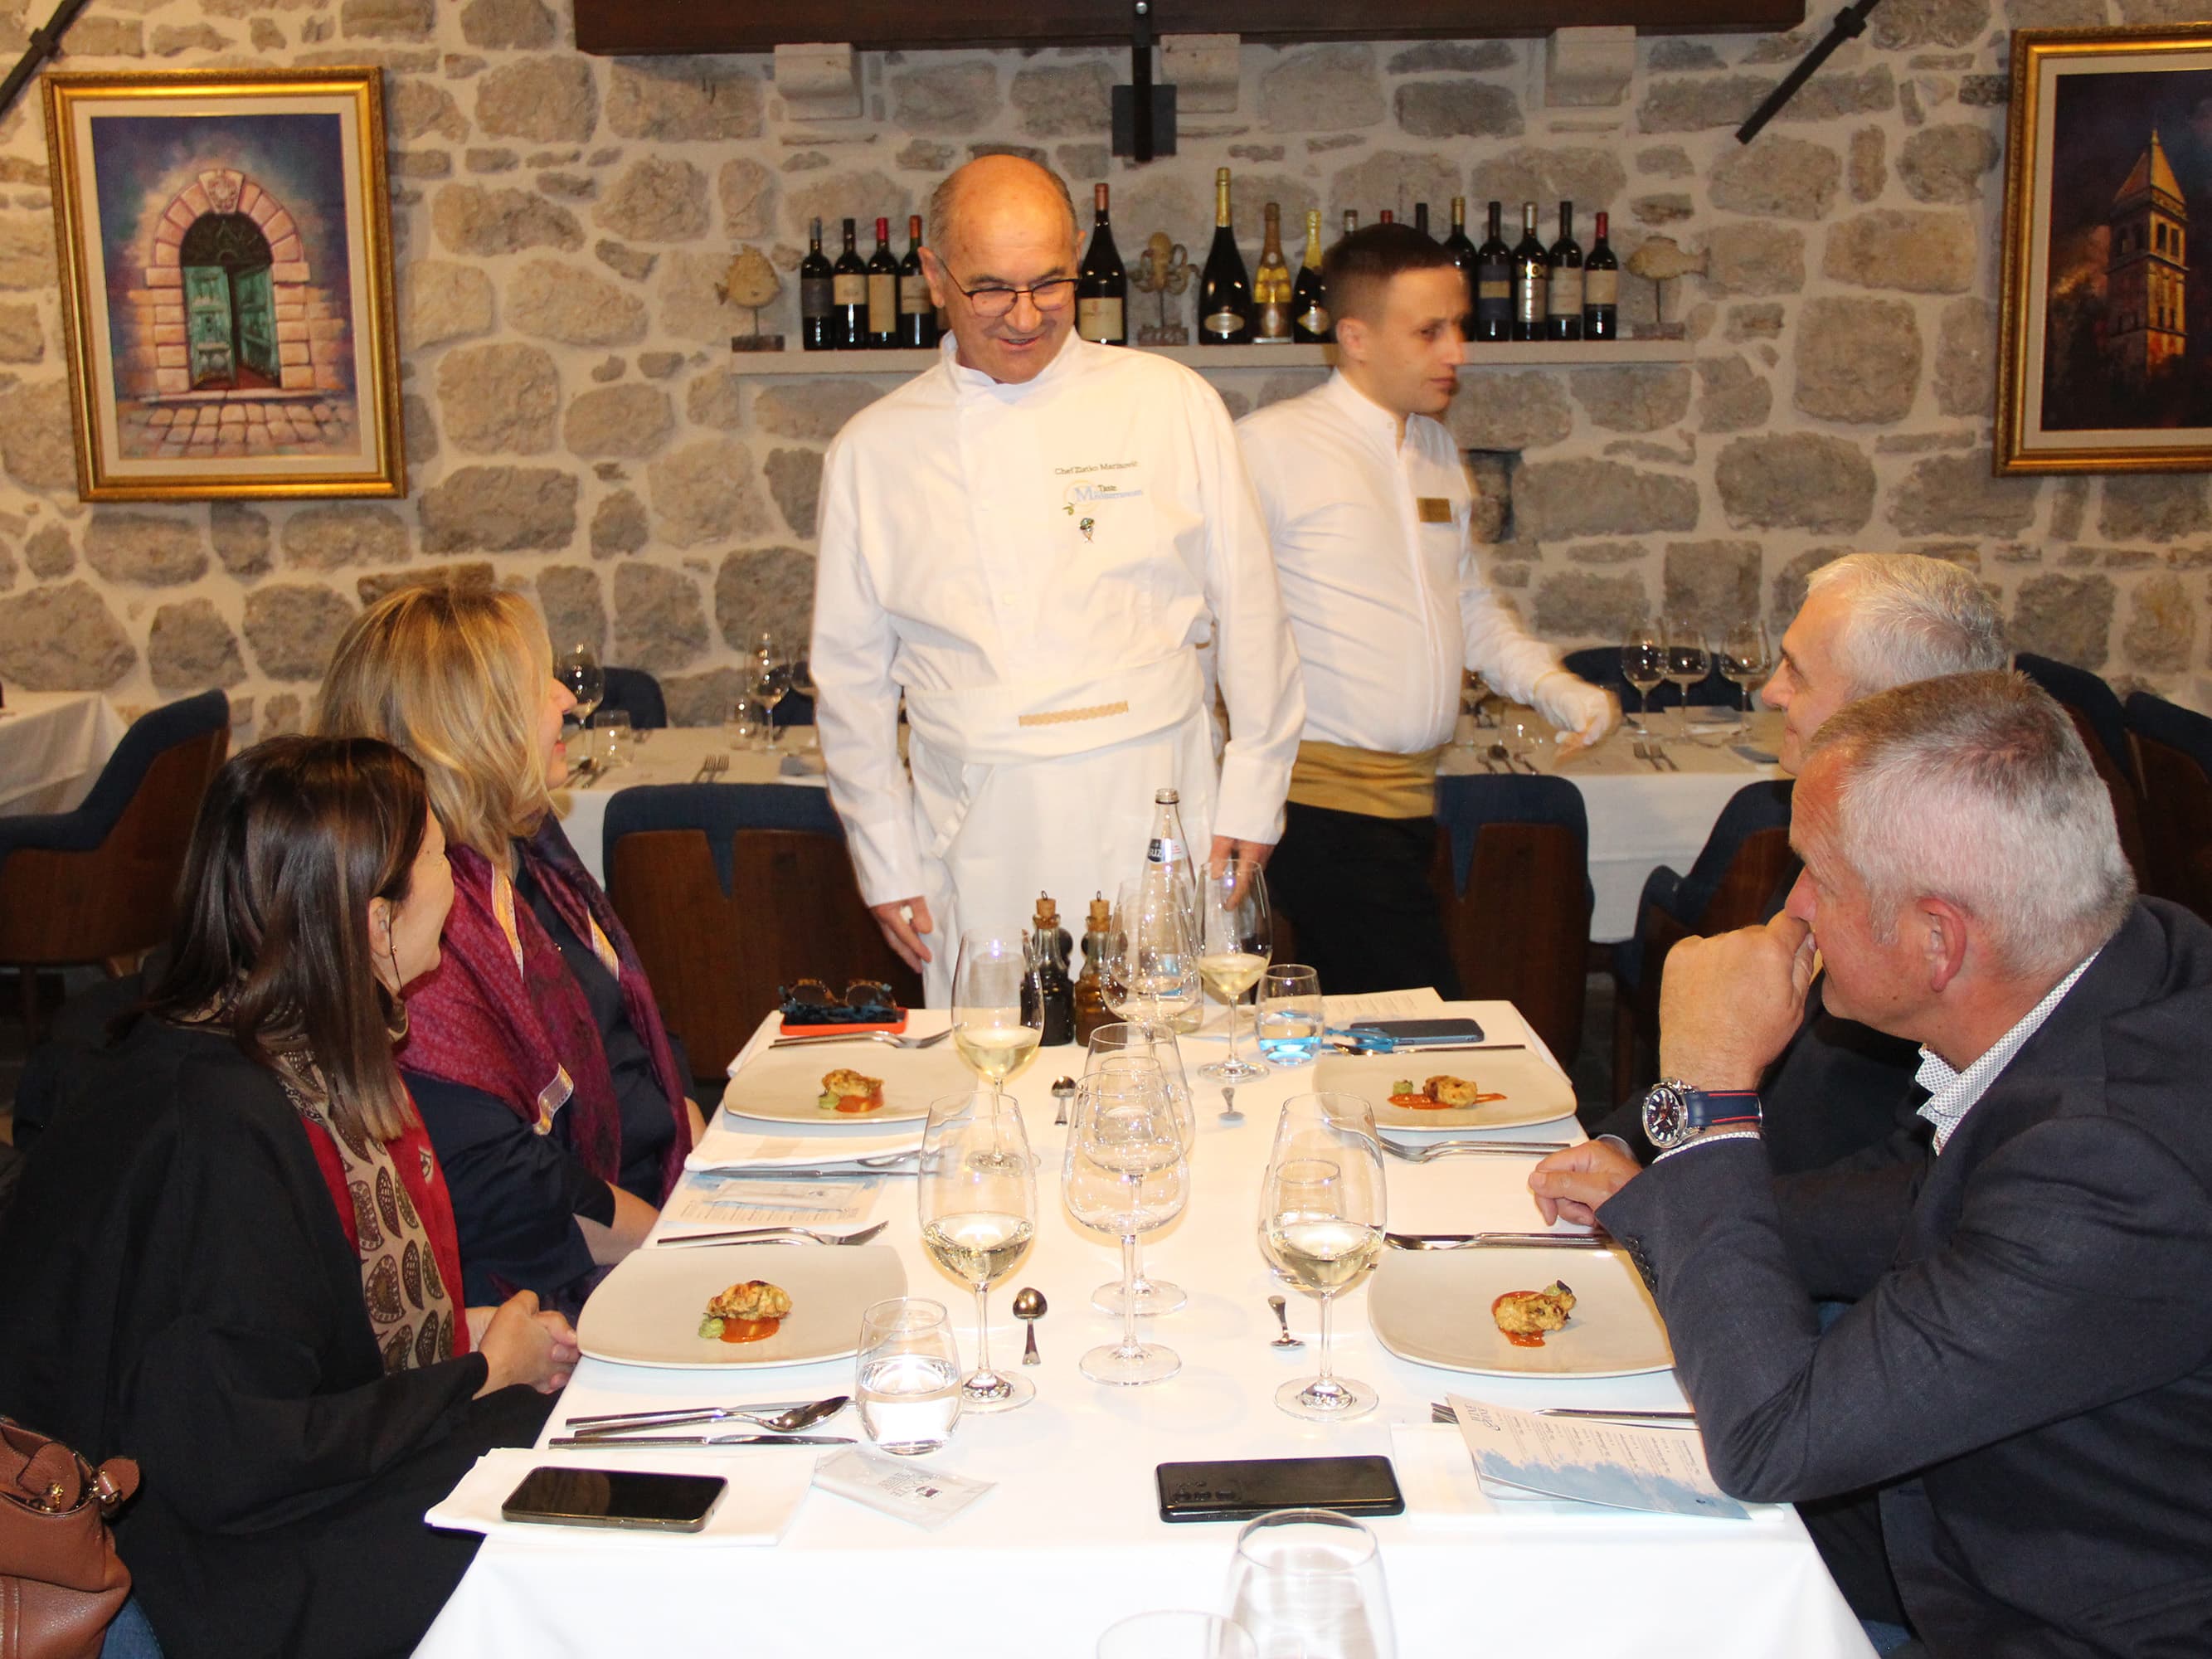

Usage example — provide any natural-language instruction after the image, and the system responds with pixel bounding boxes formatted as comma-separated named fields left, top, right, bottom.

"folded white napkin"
left=425, top=1445, right=817, bottom=1548
left=685, top=1126, right=921, bottom=1175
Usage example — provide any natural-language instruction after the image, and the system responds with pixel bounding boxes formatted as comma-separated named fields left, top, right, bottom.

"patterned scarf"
left=278, top=1065, right=458, bottom=1375
left=398, top=816, right=691, bottom=1201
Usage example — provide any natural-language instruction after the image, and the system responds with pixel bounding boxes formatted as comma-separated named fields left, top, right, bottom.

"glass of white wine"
left=1259, top=1092, right=1385, bottom=1422
left=1084, top=1039, right=1194, bottom=1318
left=917, top=1088, right=1037, bottom=1413
left=1062, top=1068, right=1188, bottom=1385
left=952, top=931, right=1043, bottom=1107
left=1196, top=857, right=1271, bottom=1083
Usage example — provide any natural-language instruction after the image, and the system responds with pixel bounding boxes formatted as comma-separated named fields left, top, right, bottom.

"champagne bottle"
left=1511, top=202, right=1547, bottom=343
left=1198, top=168, right=1253, bottom=346
left=1442, top=196, right=1478, bottom=336
left=1254, top=201, right=1293, bottom=343
left=1546, top=201, right=1583, bottom=343
left=897, top=213, right=936, bottom=348
left=866, top=216, right=899, bottom=348
left=832, top=217, right=867, bottom=351
left=1073, top=893, right=1113, bottom=1046
left=799, top=216, right=834, bottom=352
left=1583, top=210, right=1619, bottom=342
left=1472, top=201, right=1511, bottom=343
left=1077, top=183, right=1128, bottom=346
left=1291, top=207, right=1329, bottom=344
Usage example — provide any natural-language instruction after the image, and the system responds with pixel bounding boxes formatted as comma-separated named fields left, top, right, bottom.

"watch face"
left=1642, top=1084, right=1689, bottom=1149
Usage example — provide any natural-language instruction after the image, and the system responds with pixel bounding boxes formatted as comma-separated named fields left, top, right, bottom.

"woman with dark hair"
left=0, top=737, right=580, bottom=1659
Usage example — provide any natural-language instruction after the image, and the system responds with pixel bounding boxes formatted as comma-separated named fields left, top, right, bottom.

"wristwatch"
left=1640, top=1078, right=1762, bottom=1152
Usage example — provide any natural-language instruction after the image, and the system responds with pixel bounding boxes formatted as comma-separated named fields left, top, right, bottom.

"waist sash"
left=902, top=651, right=1204, bottom=767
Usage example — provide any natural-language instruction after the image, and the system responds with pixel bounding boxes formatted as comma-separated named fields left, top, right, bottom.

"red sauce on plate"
left=1491, top=1292, right=1551, bottom=1349
left=718, top=1317, right=782, bottom=1344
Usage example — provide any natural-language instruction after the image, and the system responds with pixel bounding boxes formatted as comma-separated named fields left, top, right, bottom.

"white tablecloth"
left=0, top=690, right=127, bottom=817
left=561, top=721, right=1783, bottom=943
left=417, top=1002, right=1866, bottom=1659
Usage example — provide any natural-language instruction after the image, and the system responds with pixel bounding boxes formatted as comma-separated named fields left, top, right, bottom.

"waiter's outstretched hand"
left=870, top=896, right=935, bottom=971
left=1209, top=834, right=1276, bottom=870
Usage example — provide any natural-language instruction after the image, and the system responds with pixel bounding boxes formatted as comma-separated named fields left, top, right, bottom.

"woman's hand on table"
left=474, top=1290, right=581, bottom=1396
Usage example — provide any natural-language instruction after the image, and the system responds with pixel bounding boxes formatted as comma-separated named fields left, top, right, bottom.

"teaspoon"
left=1267, top=1294, right=1305, bottom=1350
left=1218, top=1082, right=1242, bottom=1125
left=1013, top=1286, right=1047, bottom=1365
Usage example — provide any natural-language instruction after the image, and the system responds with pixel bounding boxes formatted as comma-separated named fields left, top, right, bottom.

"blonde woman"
left=316, top=577, right=698, bottom=1315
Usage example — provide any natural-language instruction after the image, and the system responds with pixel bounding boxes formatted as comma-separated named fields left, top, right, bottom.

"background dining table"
left=415, top=999, right=1868, bottom=1659
left=555, top=714, right=1788, bottom=943
left=0, top=689, right=128, bottom=818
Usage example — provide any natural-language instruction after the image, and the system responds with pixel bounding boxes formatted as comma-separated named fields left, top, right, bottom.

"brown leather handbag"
left=0, top=1419, right=139, bottom=1659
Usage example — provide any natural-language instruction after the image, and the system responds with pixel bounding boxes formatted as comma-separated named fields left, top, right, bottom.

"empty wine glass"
left=749, top=630, right=793, bottom=752
left=917, top=1089, right=1036, bottom=1413
left=1197, top=857, right=1271, bottom=1083
left=1659, top=614, right=1709, bottom=741
left=1116, top=875, right=1200, bottom=1034
left=1062, top=1068, right=1187, bottom=1385
left=1225, top=1510, right=1396, bottom=1659
left=1259, top=1092, right=1385, bottom=1422
left=1619, top=625, right=1664, bottom=737
left=951, top=931, right=1042, bottom=1107
left=1498, top=710, right=1543, bottom=775
left=1719, top=619, right=1772, bottom=734
left=1085, top=1032, right=1195, bottom=1318
left=725, top=693, right=764, bottom=752
left=555, top=642, right=604, bottom=730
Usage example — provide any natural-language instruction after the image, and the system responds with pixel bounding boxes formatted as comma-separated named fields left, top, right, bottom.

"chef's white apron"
left=902, top=651, right=1216, bottom=1005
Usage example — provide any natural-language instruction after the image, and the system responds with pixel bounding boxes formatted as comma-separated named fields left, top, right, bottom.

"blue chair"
left=600, top=783, right=920, bottom=1078
left=1609, top=778, right=1796, bottom=1102
left=1431, top=774, right=1592, bottom=1067
left=0, top=691, right=227, bottom=1044
left=599, top=665, right=668, bottom=729
left=2014, top=653, right=2147, bottom=879
left=2125, top=690, right=2212, bottom=922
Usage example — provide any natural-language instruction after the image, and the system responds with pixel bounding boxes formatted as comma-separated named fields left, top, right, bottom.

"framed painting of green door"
left=42, top=69, right=405, bottom=500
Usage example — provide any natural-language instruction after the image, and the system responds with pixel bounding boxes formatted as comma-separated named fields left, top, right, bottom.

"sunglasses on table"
left=784, top=980, right=899, bottom=1011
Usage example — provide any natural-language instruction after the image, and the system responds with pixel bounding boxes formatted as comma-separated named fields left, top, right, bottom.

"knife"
left=546, top=1433, right=853, bottom=1449
left=1383, top=1231, right=1614, bottom=1250
left=564, top=1401, right=817, bottom=1428
left=1538, top=1408, right=1695, bottom=1424
left=695, top=1165, right=912, bottom=1180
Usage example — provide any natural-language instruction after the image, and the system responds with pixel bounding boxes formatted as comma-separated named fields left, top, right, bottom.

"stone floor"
left=120, top=393, right=358, bottom=460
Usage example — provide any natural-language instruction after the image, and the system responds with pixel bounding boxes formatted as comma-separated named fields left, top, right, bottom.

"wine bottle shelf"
left=724, top=338, right=1694, bottom=375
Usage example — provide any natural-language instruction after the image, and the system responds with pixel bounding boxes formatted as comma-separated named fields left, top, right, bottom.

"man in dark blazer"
left=1592, top=552, right=2006, bottom=1174
left=1532, top=671, right=2212, bottom=1657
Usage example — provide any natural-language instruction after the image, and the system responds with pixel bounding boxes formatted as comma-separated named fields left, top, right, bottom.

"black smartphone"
left=1156, top=1456, right=1405, bottom=1524
left=500, top=1467, right=727, bottom=1534
left=1348, top=1017, right=1487, bottom=1048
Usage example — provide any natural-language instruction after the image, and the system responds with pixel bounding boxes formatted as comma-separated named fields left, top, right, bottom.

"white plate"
left=1314, top=1050, right=1576, bottom=1131
left=577, top=1243, right=907, bottom=1370
left=1366, top=1246, right=1673, bottom=1378
left=719, top=1041, right=987, bottom=1126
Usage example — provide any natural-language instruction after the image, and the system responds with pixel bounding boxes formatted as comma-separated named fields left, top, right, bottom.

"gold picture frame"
left=1997, top=27, right=2212, bottom=474
left=42, top=68, right=404, bottom=501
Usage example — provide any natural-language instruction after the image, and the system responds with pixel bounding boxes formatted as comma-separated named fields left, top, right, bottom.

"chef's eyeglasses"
left=946, top=272, right=1077, bottom=317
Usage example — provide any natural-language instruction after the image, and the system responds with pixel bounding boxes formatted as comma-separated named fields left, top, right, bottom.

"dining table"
left=0, top=689, right=128, bottom=818
left=555, top=713, right=1787, bottom=943
left=415, top=998, right=1868, bottom=1659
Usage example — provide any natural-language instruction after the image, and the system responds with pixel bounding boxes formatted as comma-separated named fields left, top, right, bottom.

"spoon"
left=1218, top=1082, right=1242, bottom=1125
left=1013, top=1287, right=1046, bottom=1365
left=1267, top=1294, right=1304, bottom=1350
left=1052, top=1077, right=1077, bottom=1126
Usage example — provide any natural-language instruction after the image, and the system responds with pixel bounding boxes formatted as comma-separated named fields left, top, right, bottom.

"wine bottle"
left=1378, top=208, right=1395, bottom=226
left=800, top=216, right=834, bottom=352
left=1254, top=201, right=1293, bottom=343
left=897, top=213, right=936, bottom=348
left=1546, top=200, right=1583, bottom=343
left=1198, top=168, right=1253, bottom=346
left=1292, top=207, right=1329, bottom=344
left=1442, top=196, right=1478, bottom=335
left=832, top=217, right=867, bottom=351
left=1584, top=210, right=1619, bottom=342
left=1077, top=183, right=1128, bottom=346
left=1472, top=201, right=1511, bottom=343
left=866, top=216, right=899, bottom=348
left=1341, top=209, right=1358, bottom=237
left=1510, top=202, right=1547, bottom=343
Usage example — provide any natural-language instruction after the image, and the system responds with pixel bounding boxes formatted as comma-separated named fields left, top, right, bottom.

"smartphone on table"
left=500, top=1467, right=727, bottom=1534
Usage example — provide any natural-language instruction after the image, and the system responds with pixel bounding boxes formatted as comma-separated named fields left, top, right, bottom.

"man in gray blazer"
left=1532, top=670, right=2212, bottom=1657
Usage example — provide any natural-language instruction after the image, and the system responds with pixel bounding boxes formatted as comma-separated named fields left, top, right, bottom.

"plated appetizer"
left=817, top=1068, right=885, bottom=1114
left=1491, top=1281, right=1576, bottom=1349
left=698, top=1279, right=794, bottom=1344
left=1387, top=1073, right=1508, bottom=1110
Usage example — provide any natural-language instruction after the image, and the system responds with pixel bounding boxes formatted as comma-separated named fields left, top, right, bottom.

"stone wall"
left=0, top=0, right=2207, bottom=731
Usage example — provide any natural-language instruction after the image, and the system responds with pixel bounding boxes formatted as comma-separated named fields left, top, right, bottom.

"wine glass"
left=1659, top=614, right=1709, bottom=741
left=1225, top=1510, right=1396, bottom=1659
left=1257, top=965, right=1323, bottom=1068
left=951, top=931, right=1042, bottom=1107
left=1718, top=619, right=1772, bottom=734
left=555, top=642, right=604, bottom=731
left=748, top=630, right=793, bottom=752
left=1097, top=1613, right=1257, bottom=1659
left=917, top=1088, right=1037, bottom=1414
left=855, top=1296, right=961, bottom=1456
left=1619, top=624, right=1664, bottom=737
left=1085, top=1032, right=1195, bottom=1318
left=1259, top=1092, right=1385, bottom=1422
left=1116, top=876, right=1201, bottom=1034
left=1062, top=1068, right=1187, bottom=1385
left=1498, top=710, right=1543, bottom=775
left=1196, top=857, right=1271, bottom=1083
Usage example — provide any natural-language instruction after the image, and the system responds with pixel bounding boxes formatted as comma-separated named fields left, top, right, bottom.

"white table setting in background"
left=417, top=993, right=1866, bottom=1659
left=0, top=689, right=129, bottom=817
left=557, top=724, right=827, bottom=883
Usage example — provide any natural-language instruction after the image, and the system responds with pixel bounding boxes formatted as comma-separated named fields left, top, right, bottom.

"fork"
left=691, top=752, right=730, bottom=782
left=656, top=1219, right=891, bottom=1249
left=769, top=1028, right=954, bottom=1050
left=1631, top=740, right=1665, bottom=772
left=1648, top=739, right=1680, bottom=772
left=1378, top=1137, right=1568, bottom=1162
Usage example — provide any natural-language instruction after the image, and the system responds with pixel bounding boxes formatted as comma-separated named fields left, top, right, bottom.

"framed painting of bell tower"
left=42, top=69, right=404, bottom=500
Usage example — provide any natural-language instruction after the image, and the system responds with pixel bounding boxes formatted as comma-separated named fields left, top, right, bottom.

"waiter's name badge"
left=1416, top=497, right=1453, bottom=523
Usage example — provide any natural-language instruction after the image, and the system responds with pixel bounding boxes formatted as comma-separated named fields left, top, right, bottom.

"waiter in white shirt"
left=813, top=156, right=1305, bottom=1004
left=1237, top=223, right=1614, bottom=995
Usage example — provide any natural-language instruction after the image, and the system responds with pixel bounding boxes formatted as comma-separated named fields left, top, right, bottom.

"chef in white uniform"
left=1237, top=222, right=1615, bottom=995
left=812, top=155, right=1305, bottom=1002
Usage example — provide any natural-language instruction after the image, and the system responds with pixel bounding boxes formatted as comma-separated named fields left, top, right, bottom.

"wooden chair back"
left=1428, top=817, right=1589, bottom=1068
left=2057, top=706, right=2150, bottom=886
left=2133, top=731, right=2212, bottom=922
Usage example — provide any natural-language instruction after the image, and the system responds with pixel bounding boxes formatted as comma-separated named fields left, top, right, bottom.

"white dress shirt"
left=1914, top=951, right=2098, bottom=1152
left=1236, top=372, right=1563, bottom=757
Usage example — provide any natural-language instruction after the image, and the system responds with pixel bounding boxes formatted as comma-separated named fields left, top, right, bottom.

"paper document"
left=1325, top=986, right=1447, bottom=1022
left=1445, top=1395, right=1748, bottom=1520
left=665, top=1175, right=882, bottom=1232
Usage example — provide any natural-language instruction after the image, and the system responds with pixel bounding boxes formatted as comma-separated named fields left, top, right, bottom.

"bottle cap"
left=1089, top=894, right=1111, bottom=930
left=1034, top=891, right=1059, bottom=929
